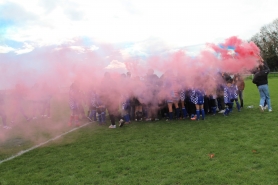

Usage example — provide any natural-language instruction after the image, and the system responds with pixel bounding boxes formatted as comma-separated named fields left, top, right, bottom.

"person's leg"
left=238, top=90, right=243, bottom=108
left=107, top=106, right=117, bottom=128
left=220, top=96, right=225, bottom=111
left=204, top=96, right=209, bottom=114
left=181, top=100, right=188, bottom=119
left=262, top=84, right=272, bottom=111
left=230, top=99, right=235, bottom=112
left=189, top=102, right=196, bottom=119
left=258, top=85, right=266, bottom=111
left=167, top=102, right=173, bottom=120
left=174, top=101, right=180, bottom=119
left=224, top=103, right=230, bottom=116
left=235, top=98, right=241, bottom=111
left=195, top=104, right=200, bottom=120
left=200, top=104, right=205, bottom=120
left=209, top=98, right=217, bottom=115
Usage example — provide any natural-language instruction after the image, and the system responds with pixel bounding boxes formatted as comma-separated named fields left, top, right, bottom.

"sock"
left=176, top=108, right=180, bottom=119
left=212, top=107, right=216, bottom=115
left=224, top=107, right=230, bottom=115
left=124, top=114, right=130, bottom=122
left=101, top=112, right=105, bottom=123
left=182, top=108, right=188, bottom=118
left=196, top=110, right=200, bottom=120
left=230, top=103, right=234, bottom=112
left=201, top=109, right=205, bottom=120
left=98, top=113, right=101, bottom=123
left=169, top=112, right=173, bottom=120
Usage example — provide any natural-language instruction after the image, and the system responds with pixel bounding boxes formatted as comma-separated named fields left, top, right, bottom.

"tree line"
left=250, top=18, right=278, bottom=71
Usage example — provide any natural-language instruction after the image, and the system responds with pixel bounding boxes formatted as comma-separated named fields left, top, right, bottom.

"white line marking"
left=0, top=122, right=90, bottom=164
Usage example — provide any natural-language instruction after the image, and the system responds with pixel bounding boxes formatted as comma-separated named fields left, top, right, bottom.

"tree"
left=250, top=18, right=278, bottom=71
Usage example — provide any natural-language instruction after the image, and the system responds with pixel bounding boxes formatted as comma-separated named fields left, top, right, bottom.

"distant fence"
left=245, top=72, right=278, bottom=80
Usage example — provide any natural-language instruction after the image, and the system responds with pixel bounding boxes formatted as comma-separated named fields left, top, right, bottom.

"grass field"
left=0, top=78, right=277, bottom=185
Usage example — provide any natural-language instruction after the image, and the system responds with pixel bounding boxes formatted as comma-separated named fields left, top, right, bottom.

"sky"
left=0, top=0, right=277, bottom=88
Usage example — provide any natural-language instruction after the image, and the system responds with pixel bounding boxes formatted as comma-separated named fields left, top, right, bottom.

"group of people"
left=0, top=83, right=53, bottom=129
left=67, top=68, right=247, bottom=129
left=0, top=59, right=272, bottom=130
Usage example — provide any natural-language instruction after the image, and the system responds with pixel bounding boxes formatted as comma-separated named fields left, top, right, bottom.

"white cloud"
left=1, top=0, right=278, bottom=48
left=69, top=46, right=85, bottom=53
left=14, top=43, right=34, bottom=55
left=0, top=45, right=15, bottom=53
left=89, top=45, right=99, bottom=51
left=105, top=60, right=127, bottom=69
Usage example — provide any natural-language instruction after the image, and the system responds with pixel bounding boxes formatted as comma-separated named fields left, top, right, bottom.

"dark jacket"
left=252, top=64, right=270, bottom=86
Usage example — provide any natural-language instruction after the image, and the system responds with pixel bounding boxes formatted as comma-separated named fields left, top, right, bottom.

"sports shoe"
left=218, top=110, right=225, bottom=113
left=259, top=105, right=264, bottom=112
left=191, top=115, right=197, bottom=120
left=264, top=105, right=268, bottom=110
left=109, top=124, right=116, bottom=128
left=269, top=109, right=272, bottom=112
left=119, top=119, right=124, bottom=127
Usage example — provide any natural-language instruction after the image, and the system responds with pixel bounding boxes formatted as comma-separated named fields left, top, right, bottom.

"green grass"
left=0, top=78, right=278, bottom=185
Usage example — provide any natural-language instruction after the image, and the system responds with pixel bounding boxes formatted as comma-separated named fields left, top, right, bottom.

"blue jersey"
left=230, top=85, right=238, bottom=99
left=190, top=89, right=205, bottom=105
left=89, top=90, right=98, bottom=107
left=164, top=77, right=180, bottom=102
left=180, top=90, right=186, bottom=101
left=224, top=85, right=232, bottom=104
left=121, top=95, right=130, bottom=110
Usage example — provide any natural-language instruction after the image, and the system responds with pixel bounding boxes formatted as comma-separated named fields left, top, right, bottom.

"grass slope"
left=0, top=78, right=277, bottom=185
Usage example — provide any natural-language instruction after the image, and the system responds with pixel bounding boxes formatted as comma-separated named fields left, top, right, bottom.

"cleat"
left=109, top=124, right=116, bottom=128
left=119, top=119, right=124, bottom=127
left=259, top=105, right=264, bottom=112
left=191, top=115, right=197, bottom=120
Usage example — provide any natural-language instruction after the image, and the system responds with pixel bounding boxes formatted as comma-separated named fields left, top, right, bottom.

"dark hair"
left=258, top=65, right=264, bottom=71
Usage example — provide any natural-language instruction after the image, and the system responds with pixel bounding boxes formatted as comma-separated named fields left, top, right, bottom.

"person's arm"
left=252, top=73, right=258, bottom=85
left=262, top=62, right=270, bottom=73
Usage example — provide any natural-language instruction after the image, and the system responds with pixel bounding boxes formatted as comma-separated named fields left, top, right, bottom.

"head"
left=258, top=65, right=264, bottom=71
left=127, top=72, right=131, bottom=78
left=226, top=78, right=233, bottom=87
